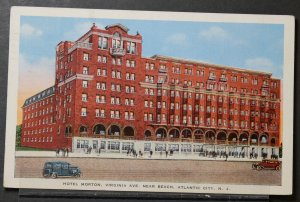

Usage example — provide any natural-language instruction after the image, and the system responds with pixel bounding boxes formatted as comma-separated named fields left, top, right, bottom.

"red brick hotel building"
left=21, top=23, right=281, bottom=158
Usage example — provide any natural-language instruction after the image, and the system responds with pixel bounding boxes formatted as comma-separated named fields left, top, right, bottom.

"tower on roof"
left=105, top=23, right=129, bottom=33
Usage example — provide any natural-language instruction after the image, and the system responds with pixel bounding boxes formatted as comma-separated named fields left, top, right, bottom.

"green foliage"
left=16, top=124, right=22, bottom=147
left=279, top=143, right=282, bottom=158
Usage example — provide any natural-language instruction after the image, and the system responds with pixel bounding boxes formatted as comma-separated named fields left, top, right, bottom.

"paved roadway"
left=15, top=157, right=281, bottom=185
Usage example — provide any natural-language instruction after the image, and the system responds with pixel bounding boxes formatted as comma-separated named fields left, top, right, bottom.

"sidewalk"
left=15, top=150, right=265, bottom=162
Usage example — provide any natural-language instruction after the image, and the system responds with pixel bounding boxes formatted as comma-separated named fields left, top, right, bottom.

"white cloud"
left=245, top=57, right=273, bottom=68
left=21, top=24, right=43, bottom=37
left=245, top=57, right=282, bottom=78
left=166, top=33, right=188, bottom=45
left=199, top=26, right=229, bottom=40
left=64, top=22, right=104, bottom=40
left=19, top=54, right=55, bottom=95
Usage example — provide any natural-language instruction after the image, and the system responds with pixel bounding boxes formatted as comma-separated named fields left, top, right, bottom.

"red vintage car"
left=252, top=159, right=281, bottom=171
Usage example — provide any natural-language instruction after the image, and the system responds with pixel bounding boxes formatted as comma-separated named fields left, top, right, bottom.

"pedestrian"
left=98, top=147, right=101, bottom=154
left=66, top=148, right=69, bottom=157
left=55, top=148, right=59, bottom=157
left=165, top=150, right=168, bottom=158
left=150, top=150, right=153, bottom=158
left=127, top=148, right=130, bottom=156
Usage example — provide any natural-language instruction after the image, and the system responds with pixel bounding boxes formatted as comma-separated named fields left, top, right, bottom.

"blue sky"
left=20, top=16, right=284, bottom=77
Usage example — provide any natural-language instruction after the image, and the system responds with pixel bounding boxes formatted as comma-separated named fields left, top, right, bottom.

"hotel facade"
left=21, top=23, right=281, bottom=159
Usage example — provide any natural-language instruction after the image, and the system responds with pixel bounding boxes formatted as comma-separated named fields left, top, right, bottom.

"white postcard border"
left=4, top=6, right=295, bottom=195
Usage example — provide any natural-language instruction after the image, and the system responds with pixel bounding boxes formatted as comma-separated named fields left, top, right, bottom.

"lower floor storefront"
left=72, top=137, right=280, bottom=160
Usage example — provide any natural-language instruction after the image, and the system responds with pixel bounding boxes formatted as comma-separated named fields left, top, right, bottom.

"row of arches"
left=65, top=124, right=135, bottom=137
left=144, top=127, right=276, bottom=146
left=65, top=124, right=277, bottom=146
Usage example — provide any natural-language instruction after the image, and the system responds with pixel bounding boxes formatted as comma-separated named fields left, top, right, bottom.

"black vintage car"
left=43, top=161, right=81, bottom=178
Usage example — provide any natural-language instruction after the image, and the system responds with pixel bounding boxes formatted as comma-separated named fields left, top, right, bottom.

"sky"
left=17, top=16, right=284, bottom=124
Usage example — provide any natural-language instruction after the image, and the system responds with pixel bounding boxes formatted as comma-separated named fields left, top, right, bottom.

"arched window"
left=181, top=129, right=192, bottom=139
left=228, top=132, right=238, bottom=144
left=93, top=124, right=106, bottom=135
left=205, top=130, right=215, bottom=143
left=239, top=133, right=248, bottom=145
left=79, top=126, right=87, bottom=133
left=144, top=130, right=152, bottom=138
left=169, top=128, right=180, bottom=138
left=217, top=131, right=227, bottom=143
left=250, top=133, right=258, bottom=145
left=112, top=32, right=122, bottom=48
left=123, top=126, right=135, bottom=136
left=156, top=128, right=167, bottom=139
left=260, top=133, right=268, bottom=144
left=108, top=125, right=120, bottom=136
left=194, top=129, right=204, bottom=142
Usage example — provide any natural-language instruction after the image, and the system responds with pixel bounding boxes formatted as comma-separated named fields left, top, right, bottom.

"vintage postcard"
left=4, top=6, right=294, bottom=195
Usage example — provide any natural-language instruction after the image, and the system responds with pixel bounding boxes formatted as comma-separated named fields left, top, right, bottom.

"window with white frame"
left=82, top=80, right=88, bottom=88
left=98, top=36, right=108, bottom=49
left=83, top=53, right=89, bottom=61
left=82, top=93, right=87, bottom=102
left=130, top=60, right=135, bottom=67
left=101, top=82, right=106, bottom=90
left=96, top=82, right=101, bottom=89
left=95, top=109, right=100, bottom=117
left=83, top=66, right=89, bottom=75
left=81, top=107, right=87, bottom=116
left=126, top=41, right=136, bottom=54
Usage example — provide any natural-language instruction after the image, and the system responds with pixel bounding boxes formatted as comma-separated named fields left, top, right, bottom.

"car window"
left=62, top=164, right=69, bottom=169
left=44, top=163, right=52, bottom=169
left=53, top=163, right=61, bottom=169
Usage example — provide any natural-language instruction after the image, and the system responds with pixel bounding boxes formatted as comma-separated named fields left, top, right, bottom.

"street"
left=15, top=157, right=281, bottom=185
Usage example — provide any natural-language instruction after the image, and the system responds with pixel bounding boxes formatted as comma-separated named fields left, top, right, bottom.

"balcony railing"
left=220, top=77, right=227, bottom=82
left=158, top=67, right=167, bottom=73
left=110, top=48, right=125, bottom=56
left=262, top=83, right=269, bottom=88
left=68, top=42, right=92, bottom=53
left=209, top=75, right=216, bottom=80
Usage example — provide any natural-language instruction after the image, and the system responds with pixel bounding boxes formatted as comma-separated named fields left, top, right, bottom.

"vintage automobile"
left=252, top=159, right=281, bottom=171
left=43, top=161, right=81, bottom=178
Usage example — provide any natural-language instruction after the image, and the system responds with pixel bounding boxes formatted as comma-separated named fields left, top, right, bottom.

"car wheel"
left=275, top=166, right=281, bottom=171
left=51, top=173, right=57, bottom=179
left=75, top=173, right=80, bottom=178
left=252, top=164, right=256, bottom=169
left=257, top=166, right=262, bottom=171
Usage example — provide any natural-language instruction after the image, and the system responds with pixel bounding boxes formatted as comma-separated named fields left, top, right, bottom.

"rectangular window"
left=97, top=55, right=102, bottom=62
left=95, top=109, right=100, bottom=117
left=81, top=107, right=87, bottom=116
left=131, top=60, right=136, bottom=67
left=98, top=36, right=108, bottom=49
left=102, top=56, right=107, bottom=63
left=101, top=83, right=106, bottom=90
left=97, top=69, right=101, bottom=76
left=83, top=53, right=89, bottom=61
left=96, top=82, right=101, bottom=89
left=82, top=93, right=87, bottom=102
left=82, top=80, right=88, bottom=88
left=83, top=67, right=89, bottom=75
left=127, top=42, right=136, bottom=54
